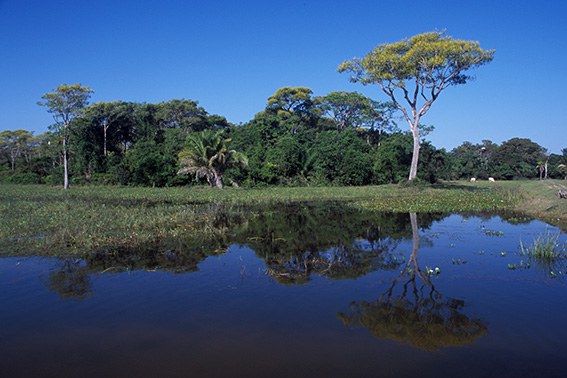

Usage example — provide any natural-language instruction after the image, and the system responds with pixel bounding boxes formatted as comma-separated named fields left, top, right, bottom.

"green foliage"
left=17, top=81, right=562, bottom=190
left=3, top=172, right=43, bottom=184
left=124, top=140, right=177, bottom=187
left=0, top=129, right=33, bottom=171
left=318, top=91, right=395, bottom=132
left=155, top=99, right=209, bottom=131
left=449, top=138, right=555, bottom=180
left=520, top=232, right=565, bottom=262
left=38, top=84, right=94, bottom=125
left=0, top=184, right=520, bottom=257
left=311, top=130, right=373, bottom=185
left=266, top=87, right=321, bottom=120
left=339, top=31, right=494, bottom=181
left=178, top=130, right=248, bottom=188
left=374, top=133, right=413, bottom=184
left=265, top=135, right=305, bottom=180
left=339, top=31, right=495, bottom=87
left=38, top=84, right=94, bottom=189
left=492, top=138, right=547, bottom=179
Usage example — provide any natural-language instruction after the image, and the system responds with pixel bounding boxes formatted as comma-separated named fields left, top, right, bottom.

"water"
left=1, top=213, right=566, bottom=377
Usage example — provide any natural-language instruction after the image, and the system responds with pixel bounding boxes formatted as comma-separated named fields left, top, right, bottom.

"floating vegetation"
left=425, top=266, right=441, bottom=276
left=507, top=260, right=530, bottom=271
left=485, top=229, right=505, bottom=237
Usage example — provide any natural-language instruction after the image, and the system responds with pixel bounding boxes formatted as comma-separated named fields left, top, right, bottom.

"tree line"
left=1, top=85, right=565, bottom=187
left=1, top=32, right=566, bottom=188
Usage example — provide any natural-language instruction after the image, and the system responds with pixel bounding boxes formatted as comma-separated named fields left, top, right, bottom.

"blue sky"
left=1, top=0, right=565, bottom=153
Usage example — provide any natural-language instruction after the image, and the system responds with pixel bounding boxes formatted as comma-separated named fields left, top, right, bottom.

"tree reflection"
left=240, top=206, right=424, bottom=283
left=338, top=213, right=487, bottom=351
left=43, top=206, right=451, bottom=297
left=46, top=258, right=92, bottom=300
left=265, top=240, right=403, bottom=284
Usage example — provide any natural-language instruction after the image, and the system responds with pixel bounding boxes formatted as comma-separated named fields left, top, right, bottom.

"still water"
left=1, top=212, right=566, bottom=377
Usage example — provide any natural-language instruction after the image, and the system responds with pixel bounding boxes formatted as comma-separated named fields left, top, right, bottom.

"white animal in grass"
left=488, top=177, right=495, bottom=182
left=470, top=177, right=476, bottom=182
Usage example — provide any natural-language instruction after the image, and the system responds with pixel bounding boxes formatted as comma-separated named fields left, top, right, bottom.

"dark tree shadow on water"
left=338, top=213, right=488, bottom=351
left=44, top=258, right=92, bottom=300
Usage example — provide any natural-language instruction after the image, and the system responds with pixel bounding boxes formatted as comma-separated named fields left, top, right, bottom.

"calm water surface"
left=1, top=212, right=566, bottom=377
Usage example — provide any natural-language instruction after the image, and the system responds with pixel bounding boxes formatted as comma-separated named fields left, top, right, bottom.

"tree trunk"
left=207, top=174, right=215, bottom=188
left=410, top=212, right=419, bottom=257
left=103, top=123, right=108, bottom=157
left=215, top=172, right=224, bottom=189
left=408, top=126, right=420, bottom=181
left=63, top=132, right=69, bottom=190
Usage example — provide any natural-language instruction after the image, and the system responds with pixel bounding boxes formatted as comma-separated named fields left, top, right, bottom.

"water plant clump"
left=519, top=232, right=566, bottom=262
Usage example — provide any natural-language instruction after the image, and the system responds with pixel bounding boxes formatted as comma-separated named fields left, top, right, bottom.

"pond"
left=1, top=208, right=566, bottom=378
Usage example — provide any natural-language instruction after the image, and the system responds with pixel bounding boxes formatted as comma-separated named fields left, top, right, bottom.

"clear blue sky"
left=1, top=0, right=565, bottom=153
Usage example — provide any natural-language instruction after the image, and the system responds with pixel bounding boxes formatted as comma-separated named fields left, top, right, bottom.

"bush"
left=90, top=173, right=119, bottom=185
left=6, top=172, right=43, bottom=185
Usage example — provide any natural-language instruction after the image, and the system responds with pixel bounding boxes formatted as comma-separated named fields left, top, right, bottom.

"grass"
left=0, top=180, right=565, bottom=257
left=520, top=232, right=565, bottom=262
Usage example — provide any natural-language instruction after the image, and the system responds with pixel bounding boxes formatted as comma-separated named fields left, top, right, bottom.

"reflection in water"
left=241, top=206, right=444, bottom=283
left=6, top=210, right=566, bottom=378
left=45, top=258, right=92, bottom=300
left=338, top=213, right=488, bottom=351
left=264, top=242, right=403, bottom=284
left=42, top=205, right=450, bottom=294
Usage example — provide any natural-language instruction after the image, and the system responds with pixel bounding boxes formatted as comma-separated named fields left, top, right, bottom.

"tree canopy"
left=38, top=84, right=94, bottom=189
left=4, top=77, right=564, bottom=188
left=339, top=31, right=495, bottom=180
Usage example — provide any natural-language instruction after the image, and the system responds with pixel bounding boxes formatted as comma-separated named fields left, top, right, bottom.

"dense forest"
left=1, top=86, right=566, bottom=187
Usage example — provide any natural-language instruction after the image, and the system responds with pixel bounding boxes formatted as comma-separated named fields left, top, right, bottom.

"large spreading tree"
left=38, top=84, right=94, bottom=189
left=339, top=31, right=494, bottom=180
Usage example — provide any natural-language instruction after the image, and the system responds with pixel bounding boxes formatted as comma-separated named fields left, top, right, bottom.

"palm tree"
left=177, top=130, right=247, bottom=189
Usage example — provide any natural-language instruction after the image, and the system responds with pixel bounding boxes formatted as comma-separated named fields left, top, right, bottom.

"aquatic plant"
left=485, top=229, right=504, bottom=236
left=520, top=232, right=565, bottom=262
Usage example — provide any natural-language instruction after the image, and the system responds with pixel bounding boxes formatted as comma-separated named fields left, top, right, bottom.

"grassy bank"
left=0, top=180, right=565, bottom=257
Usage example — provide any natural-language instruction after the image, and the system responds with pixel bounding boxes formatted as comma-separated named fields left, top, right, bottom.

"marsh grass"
left=520, top=232, right=565, bottom=262
left=0, top=181, right=547, bottom=258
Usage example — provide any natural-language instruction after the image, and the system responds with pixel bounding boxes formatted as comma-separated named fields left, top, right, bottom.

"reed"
left=520, top=232, right=565, bottom=262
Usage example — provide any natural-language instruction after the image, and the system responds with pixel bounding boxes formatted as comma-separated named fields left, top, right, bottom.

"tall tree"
left=319, top=91, right=385, bottom=131
left=155, top=99, right=208, bottom=132
left=38, top=84, right=94, bottom=189
left=493, top=137, right=546, bottom=179
left=84, top=101, right=129, bottom=156
left=0, top=130, right=33, bottom=171
left=339, top=31, right=494, bottom=180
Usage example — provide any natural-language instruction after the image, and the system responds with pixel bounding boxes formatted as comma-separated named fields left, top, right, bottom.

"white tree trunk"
left=408, top=126, right=420, bottom=181
left=63, top=131, right=69, bottom=190
left=103, top=123, right=108, bottom=157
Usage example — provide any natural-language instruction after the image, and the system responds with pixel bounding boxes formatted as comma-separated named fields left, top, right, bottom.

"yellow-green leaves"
left=339, top=31, right=494, bottom=181
left=340, top=31, right=494, bottom=88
